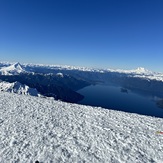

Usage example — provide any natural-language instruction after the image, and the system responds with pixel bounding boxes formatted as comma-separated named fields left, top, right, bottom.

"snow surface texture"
left=0, top=92, right=163, bottom=163
left=0, top=81, right=40, bottom=96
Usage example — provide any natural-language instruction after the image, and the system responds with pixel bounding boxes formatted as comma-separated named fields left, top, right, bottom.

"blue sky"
left=0, top=0, right=163, bottom=72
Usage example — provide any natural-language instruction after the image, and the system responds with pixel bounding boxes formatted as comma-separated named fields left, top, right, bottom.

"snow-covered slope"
left=0, top=62, right=27, bottom=75
left=0, top=92, right=163, bottom=162
left=0, top=81, right=40, bottom=96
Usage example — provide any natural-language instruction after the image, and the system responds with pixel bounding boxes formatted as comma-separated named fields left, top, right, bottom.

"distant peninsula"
left=156, top=99, right=163, bottom=109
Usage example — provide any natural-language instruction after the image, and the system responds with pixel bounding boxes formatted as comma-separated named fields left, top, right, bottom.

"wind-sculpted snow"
left=0, top=81, right=40, bottom=96
left=0, top=92, right=163, bottom=162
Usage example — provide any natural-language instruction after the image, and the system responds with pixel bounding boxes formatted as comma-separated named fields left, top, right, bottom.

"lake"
left=77, top=84, right=163, bottom=118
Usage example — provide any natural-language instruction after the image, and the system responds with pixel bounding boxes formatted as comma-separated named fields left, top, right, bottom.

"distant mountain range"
left=0, top=62, right=90, bottom=102
left=0, top=62, right=163, bottom=100
left=0, top=62, right=163, bottom=82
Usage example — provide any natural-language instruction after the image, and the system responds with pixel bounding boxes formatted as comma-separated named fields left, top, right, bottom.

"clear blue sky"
left=0, top=0, right=163, bottom=72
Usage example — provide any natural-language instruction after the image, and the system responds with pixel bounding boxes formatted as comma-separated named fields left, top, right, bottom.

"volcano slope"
left=0, top=92, right=163, bottom=163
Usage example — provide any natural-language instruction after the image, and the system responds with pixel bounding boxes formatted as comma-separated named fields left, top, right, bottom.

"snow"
left=56, top=72, right=64, bottom=77
left=0, top=92, right=163, bottom=162
left=0, top=62, right=26, bottom=75
left=107, top=67, right=163, bottom=82
left=1, top=62, right=163, bottom=82
left=0, top=81, right=40, bottom=96
left=23, top=62, right=163, bottom=82
left=107, top=67, right=151, bottom=74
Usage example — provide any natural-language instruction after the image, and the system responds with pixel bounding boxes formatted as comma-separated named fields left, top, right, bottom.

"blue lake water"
left=77, top=84, right=163, bottom=118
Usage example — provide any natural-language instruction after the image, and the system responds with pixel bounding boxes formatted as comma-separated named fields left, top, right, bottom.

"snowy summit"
left=108, top=67, right=151, bottom=75
left=0, top=62, right=26, bottom=75
left=0, top=92, right=163, bottom=162
left=134, top=67, right=150, bottom=74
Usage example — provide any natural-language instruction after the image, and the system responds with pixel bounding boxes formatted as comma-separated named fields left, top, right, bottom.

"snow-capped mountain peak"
left=56, top=72, right=64, bottom=77
left=11, top=62, right=23, bottom=70
left=108, top=67, right=151, bottom=74
left=0, top=62, right=26, bottom=75
left=134, top=67, right=150, bottom=74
